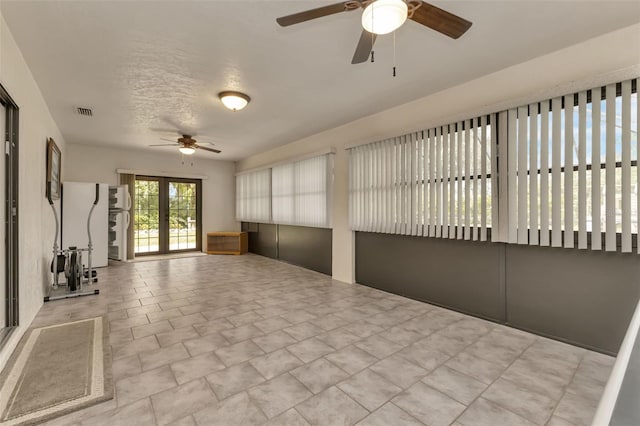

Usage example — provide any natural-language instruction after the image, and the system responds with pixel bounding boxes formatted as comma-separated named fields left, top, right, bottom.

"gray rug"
left=0, top=316, right=113, bottom=425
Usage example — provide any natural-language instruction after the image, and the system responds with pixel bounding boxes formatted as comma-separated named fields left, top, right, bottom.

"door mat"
left=0, top=316, right=113, bottom=425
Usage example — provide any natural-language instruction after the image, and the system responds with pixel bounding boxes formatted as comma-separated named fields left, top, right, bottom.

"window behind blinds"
left=237, top=154, right=333, bottom=228
left=272, top=155, right=332, bottom=228
left=236, top=169, right=271, bottom=223
left=506, top=78, right=638, bottom=252
left=349, top=116, right=497, bottom=241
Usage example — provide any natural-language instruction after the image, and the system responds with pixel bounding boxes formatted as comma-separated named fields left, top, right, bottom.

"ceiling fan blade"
left=148, top=144, right=178, bottom=147
left=190, top=135, right=215, bottom=142
left=159, top=138, right=178, bottom=143
left=277, top=2, right=351, bottom=27
left=195, top=145, right=222, bottom=154
left=352, top=30, right=377, bottom=64
left=410, top=2, right=472, bottom=39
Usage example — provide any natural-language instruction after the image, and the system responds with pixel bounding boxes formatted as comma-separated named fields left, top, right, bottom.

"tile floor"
left=29, top=254, right=614, bottom=426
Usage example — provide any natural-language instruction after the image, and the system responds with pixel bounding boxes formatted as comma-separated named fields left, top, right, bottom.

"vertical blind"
left=236, top=169, right=271, bottom=223
left=349, top=116, right=496, bottom=240
left=236, top=154, right=333, bottom=228
left=349, top=78, right=638, bottom=254
left=272, top=155, right=332, bottom=228
left=506, top=78, right=638, bottom=252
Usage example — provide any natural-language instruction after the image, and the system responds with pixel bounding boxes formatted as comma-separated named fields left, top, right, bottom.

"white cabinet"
left=108, top=185, right=130, bottom=261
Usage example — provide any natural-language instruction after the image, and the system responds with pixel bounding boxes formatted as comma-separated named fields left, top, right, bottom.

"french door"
left=134, top=176, right=202, bottom=255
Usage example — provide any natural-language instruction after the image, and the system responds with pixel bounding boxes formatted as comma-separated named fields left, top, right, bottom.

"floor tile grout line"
left=545, top=350, right=589, bottom=426
left=113, top=382, right=176, bottom=424
left=292, top=383, right=372, bottom=425
left=244, top=389, right=271, bottom=423
left=449, top=334, right=540, bottom=425
left=498, top=374, right=569, bottom=426
left=388, top=400, right=429, bottom=426
left=393, top=322, right=492, bottom=421
left=146, top=396, right=161, bottom=426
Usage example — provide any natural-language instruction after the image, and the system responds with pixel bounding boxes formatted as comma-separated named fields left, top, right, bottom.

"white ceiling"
left=1, top=1, right=639, bottom=160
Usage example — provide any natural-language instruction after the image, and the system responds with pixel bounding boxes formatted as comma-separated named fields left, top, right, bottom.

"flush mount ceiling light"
left=179, top=146, right=196, bottom=155
left=218, top=91, right=251, bottom=111
left=362, top=0, right=408, bottom=35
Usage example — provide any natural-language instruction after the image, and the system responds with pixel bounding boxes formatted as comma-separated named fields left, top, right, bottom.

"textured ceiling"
left=1, top=1, right=639, bottom=160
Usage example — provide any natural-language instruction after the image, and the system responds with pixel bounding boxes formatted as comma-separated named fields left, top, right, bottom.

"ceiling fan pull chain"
left=370, top=4, right=375, bottom=63
left=393, top=30, right=397, bottom=77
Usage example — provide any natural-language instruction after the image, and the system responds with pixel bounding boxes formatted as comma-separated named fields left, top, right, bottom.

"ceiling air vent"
left=76, top=107, right=93, bottom=117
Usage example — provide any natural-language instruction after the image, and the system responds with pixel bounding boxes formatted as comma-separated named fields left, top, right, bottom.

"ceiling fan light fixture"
left=218, top=91, right=251, bottom=111
left=179, top=146, right=196, bottom=155
left=362, top=0, right=408, bottom=35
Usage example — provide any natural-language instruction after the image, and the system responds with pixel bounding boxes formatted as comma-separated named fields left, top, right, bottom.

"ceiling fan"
left=149, top=134, right=221, bottom=155
left=276, top=0, right=472, bottom=64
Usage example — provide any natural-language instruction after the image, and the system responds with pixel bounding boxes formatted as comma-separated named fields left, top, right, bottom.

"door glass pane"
left=169, top=181, right=197, bottom=251
left=134, top=179, right=160, bottom=253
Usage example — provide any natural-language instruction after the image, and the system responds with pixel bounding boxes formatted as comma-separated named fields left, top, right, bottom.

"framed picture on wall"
left=46, top=138, right=61, bottom=200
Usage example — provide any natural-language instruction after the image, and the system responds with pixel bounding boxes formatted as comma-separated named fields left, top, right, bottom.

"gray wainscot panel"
left=356, top=232, right=505, bottom=322
left=242, top=222, right=332, bottom=275
left=244, top=222, right=277, bottom=259
left=278, top=225, right=332, bottom=275
left=505, top=245, right=640, bottom=355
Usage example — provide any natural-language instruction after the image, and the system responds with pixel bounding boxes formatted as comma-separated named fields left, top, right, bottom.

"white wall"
left=0, top=12, right=67, bottom=369
left=64, top=143, right=238, bottom=249
left=237, top=23, right=640, bottom=284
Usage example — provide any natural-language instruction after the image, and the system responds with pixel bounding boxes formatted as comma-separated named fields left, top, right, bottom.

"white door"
left=0, top=103, right=6, bottom=329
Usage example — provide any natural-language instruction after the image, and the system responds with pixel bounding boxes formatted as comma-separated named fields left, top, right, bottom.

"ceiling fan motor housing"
left=178, top=135, right=196, bottom=145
